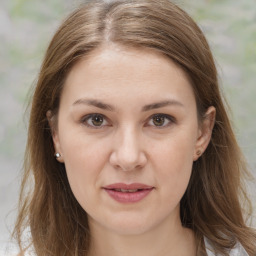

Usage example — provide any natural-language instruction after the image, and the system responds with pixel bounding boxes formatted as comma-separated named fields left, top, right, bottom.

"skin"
left=49, top=44, right=215, bottom=256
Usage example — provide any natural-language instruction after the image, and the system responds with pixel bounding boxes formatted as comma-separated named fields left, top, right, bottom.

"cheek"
left=152, top=135, right=195, bottom=201
left=152, top=133, right=195, bottom=172
left=60, top=134, right=109, bottom=205
left=61, top=131, right=109, bottom=172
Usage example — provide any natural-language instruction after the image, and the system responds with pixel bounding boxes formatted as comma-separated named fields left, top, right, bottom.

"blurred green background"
left=0, top=0, right=255, bottom=254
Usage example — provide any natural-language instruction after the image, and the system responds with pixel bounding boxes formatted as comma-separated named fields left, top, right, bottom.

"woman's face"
left=51, top=45, right=214, bottom=235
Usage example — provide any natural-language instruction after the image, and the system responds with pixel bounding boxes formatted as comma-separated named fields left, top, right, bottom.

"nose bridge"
left=110, top=124, right=147, bottom=171
left=120, top=125, right=139, bottom=156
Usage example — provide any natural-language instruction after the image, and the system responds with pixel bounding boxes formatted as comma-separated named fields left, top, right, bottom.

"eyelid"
left=81, top=113, right=110, bottom=128
left=146, top=113, right=176, bottom=128
left=80, top=113, right=175, bottom=129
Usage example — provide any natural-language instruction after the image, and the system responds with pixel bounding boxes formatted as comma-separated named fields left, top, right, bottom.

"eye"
left=147, top=114, right=174, bottom=127
left=81, top=114, right=109, bottom=128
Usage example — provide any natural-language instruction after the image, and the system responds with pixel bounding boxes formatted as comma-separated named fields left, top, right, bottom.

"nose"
left=109, top=128, right=147, bottom=171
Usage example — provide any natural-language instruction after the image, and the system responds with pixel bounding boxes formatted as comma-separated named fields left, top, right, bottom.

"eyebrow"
left=72, top=98, right=184, bottom=111
left=142, top=100, right=184, bottom=111
left=72, top=98, right=114, bottom=111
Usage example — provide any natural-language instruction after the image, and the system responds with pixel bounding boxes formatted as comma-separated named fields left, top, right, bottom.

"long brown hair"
left=13, top=0, right=256, bottom=255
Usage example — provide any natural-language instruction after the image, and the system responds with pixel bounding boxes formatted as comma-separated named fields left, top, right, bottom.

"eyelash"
left=81, top=114, right=109, bottom=129
left=80, top=113, right=176, bottom=129
left=147, top=113, right=175, bottom=128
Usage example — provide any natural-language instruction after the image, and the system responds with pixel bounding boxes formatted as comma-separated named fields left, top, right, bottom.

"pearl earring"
left=55, top=153, right=61, bottom=158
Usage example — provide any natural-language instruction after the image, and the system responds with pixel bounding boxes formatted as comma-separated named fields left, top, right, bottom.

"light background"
left=0, top=0, right=255, bottom=254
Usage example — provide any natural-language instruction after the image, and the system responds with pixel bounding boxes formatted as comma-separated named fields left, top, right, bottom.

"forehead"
left=62, top=44, right=196, bottom=108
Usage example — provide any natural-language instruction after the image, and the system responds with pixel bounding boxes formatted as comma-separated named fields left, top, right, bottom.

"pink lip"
left=103, top=183, right=154, bottom=203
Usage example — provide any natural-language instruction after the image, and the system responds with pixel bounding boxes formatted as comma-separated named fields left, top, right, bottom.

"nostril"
left=112, top=161, right=146, bottom=172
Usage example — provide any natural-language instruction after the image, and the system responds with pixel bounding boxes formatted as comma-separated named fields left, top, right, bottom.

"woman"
left=13, top=0, right=256, bottom=255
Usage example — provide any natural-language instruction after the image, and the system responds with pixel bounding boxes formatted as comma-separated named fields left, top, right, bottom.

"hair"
left=13, top=0, right=256, bottom=255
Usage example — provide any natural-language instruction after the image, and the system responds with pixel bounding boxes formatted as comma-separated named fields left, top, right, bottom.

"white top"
left=204, top=237, right=249, bottom=256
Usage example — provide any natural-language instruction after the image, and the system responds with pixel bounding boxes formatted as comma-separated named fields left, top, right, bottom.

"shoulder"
left=204, top=237, right=249, bottom=256
left=228, top=242, right=249, bottom=256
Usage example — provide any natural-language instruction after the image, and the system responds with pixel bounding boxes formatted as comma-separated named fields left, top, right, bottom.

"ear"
left=46, top=110, right=64, bottom=163
left=193, top=106, right=216, bottom=161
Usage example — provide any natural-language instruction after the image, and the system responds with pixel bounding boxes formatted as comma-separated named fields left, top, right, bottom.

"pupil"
left=153, top=115, right=164, bottom=126
left=92, top=115, right=103, bottom=126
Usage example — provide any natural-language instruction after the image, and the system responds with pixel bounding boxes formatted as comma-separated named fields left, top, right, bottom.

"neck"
left=87, top=215, right=196, bottom=256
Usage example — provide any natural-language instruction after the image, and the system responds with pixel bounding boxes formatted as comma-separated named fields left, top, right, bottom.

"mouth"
left=103, top=183, right=154, bottom=203
left=109, top=188, right=144, bottom=193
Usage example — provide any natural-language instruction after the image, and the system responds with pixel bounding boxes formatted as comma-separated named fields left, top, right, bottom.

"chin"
left=103, top=214, right=158, bottom=236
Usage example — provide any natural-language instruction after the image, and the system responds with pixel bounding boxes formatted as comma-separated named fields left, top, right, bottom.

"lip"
left=104, top=183, right=153, bottom=190
left=103, top=183, right=154, bottom=203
